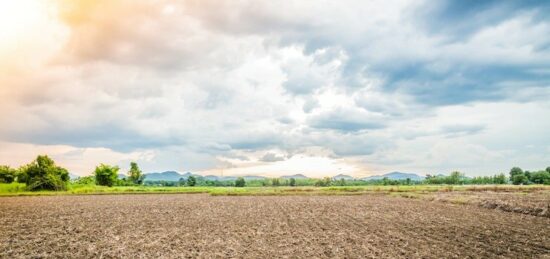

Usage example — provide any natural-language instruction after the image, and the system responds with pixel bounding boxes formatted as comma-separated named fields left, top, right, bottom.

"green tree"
left=187, top=175, right=197, bottom=186
left=272, top=178, right=280, bottom=187
left=511, top=173, right=528, bottom=185
left=20, top=155, right=69, bottom=191
left=289, top=178, right=296, bottom=187
left=493, top=173, right=507, bottom=184
left=546, top=167, right=550, bottom=173
left=509, top=167, right=527, bottom=185
left=0, top=165, right=16, bottom=183
left=94, top=164, right=120, bottom=187
left=315, top=177, right=332, bottom=187
left=529, top=170, right=550, bottom=184
left=127, top=162, right=145, bottom=185
left=235, top=177, right=246, bottom=187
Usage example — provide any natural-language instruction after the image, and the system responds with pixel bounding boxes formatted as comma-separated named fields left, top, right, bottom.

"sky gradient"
left=0, top=0, right=549, bottom=177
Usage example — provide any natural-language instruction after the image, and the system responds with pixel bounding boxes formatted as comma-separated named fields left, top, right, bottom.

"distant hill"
left=281, top=174, right=309, bottom=179
left=332, top=174, right=354, bottom=180
left=361, top=172, right=424, bottom=181
left=144, top=171, right=201, bottom=182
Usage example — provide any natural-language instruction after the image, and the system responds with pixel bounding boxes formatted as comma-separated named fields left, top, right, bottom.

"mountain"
left=117, top=173, right=127, bottom=179
left=361, top=172, right=424, bottom=181
left=144, top=171, right=200, bottom=181
left=332, top=174, right=355, bottom=180
left=281, top=174, right=309, bottom=179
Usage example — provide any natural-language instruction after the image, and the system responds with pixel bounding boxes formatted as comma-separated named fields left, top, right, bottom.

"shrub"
left=127, top=162, right=145, bottom=185
left=511, top=173, right=528, bottom=185
left=94, top=164, right=120, bottom=187
left=315, top=177, right=332, bottom=187
left=72, top=176, right=95, bottom=185
left=289, top=178, right=296, bottom=187
left=529, top=170, right=550, bottom=185
left=20, top=155, right=70, bottom=191
left=0, top=165, right=16, bottom=183
left=235, top=177, right=246, bottom=187
left=187, top=175, right=197, bottom=186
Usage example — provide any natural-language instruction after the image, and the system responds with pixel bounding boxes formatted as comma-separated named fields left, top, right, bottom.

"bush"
left=529, top=170, right=550, bottom=184
left=20, top=155, right=70, bottom=191
left=235, top=177, right=246, bottom=187
left=289, top=178, right=296, bottom=187
left=511, top=173, right=528, bottom=185
left=187, top=175, right=197, bottom=186
left=0, top=165, right=16, bottom=183
left=72, top=176, right=95, bottom=185
left=315, top=177, right=332, bottom=187
left=94, top=164, right=120, bottom=187
left=127, top=162, right=145, bottom=185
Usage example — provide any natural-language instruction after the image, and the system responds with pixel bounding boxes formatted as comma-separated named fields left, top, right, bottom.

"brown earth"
left=1, top=194, right=549, bottom=258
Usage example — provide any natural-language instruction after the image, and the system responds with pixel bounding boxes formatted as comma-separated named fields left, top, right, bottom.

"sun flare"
left=0, top=0, right=50, bottom=48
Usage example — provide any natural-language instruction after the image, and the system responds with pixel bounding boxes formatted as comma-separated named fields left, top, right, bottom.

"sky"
left=0, top=0, right=549, bottom=178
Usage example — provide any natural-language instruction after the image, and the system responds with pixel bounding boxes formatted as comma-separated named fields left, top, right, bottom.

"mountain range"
left=141, top=171, right=424, bottom=182
left=360, top=172, right=424, bottom=181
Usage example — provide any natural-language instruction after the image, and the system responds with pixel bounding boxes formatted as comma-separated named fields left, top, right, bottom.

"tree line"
left=1, top=155, right=549, bottom=191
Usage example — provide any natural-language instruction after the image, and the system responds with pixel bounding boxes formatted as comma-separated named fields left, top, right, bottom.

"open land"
left=1, top=192, right=549, bottom=258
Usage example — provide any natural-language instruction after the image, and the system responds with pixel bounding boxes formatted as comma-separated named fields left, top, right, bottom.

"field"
left=1, top=191, right=549, bottom=258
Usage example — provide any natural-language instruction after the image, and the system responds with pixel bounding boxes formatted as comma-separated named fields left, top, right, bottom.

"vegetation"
left=127, top=162, right=145, bottom=185
left=94, top=164, right=120, bottom=187
left=0, top=165, right=17, bottom=183
left=19, top=155, right=70, bottom=191
left=235, top=177, right=246, bottom=187
left=1, top=155, right=549, bottom=195
left=187, top=175, right=197, bottom=186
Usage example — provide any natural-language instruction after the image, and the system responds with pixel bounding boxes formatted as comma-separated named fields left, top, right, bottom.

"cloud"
left=0, top=0, right=549, bottom=176
left=308, top=107, right=386, bottom=132
left=260, top=152, right=286, bottom=162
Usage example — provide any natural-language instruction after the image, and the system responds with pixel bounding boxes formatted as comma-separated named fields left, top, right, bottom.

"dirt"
left=1, top=194, right=549, bottom=258
left=428, top=191, right=550, bottom=218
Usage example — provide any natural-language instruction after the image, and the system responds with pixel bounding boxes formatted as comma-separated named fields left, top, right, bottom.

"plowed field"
left=1, top=194, right=549, bottom=258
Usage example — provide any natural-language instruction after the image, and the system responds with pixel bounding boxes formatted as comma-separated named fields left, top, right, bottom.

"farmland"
left=1, top=190, right=549, bottom=258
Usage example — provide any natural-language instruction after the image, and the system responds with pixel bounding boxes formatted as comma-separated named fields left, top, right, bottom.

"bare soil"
left=1, top=194, right=549, bottom=258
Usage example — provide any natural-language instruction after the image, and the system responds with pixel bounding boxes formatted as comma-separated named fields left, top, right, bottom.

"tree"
left=127, top=162, right=145, bottom=185
left=0, top=165, right=16, bottom=183
left=94, top=164, right=120, bottom=187
left=235, top=177, right=246, bottom=187
left=315, top=177, right=332, bottom=187
left=187, top=175, right=197, bottom=186
left=509, top=167, right=523, bottom=178
left=546, top=167, right=550, bottom=174
left=289, top=178, right=296, bottom=187
left=20, top=155, right=70, bottom=191
left=529, top=170, right=550, bottom=184
left=511, top=173, right=528, bottom=185
left=272, top=178, right=280, bottom=187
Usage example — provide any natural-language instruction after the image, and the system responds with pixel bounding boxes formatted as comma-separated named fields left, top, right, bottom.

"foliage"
left=315, top=177, right=332, bottom=187
left=20, top=155, right=70, bottom=191
left=94, top=164, right=120, bottom=187
left=529, top=170, right=550, bottom=184
left=272, top=178, right=280, bottom=187
left=0, top=165, right=16, bottom=183
left=127, top=162, right=145, bottom=185
left=235, top=177, right=246, bottom=187
left=72, top=176, right=95, bottom=185
left=289, top=178, right=296, bottom=187
left=187, top=175, right=197, bottom=186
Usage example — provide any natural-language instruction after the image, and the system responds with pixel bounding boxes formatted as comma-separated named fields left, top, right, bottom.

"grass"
left=1, top=183, right=549, bottom=197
